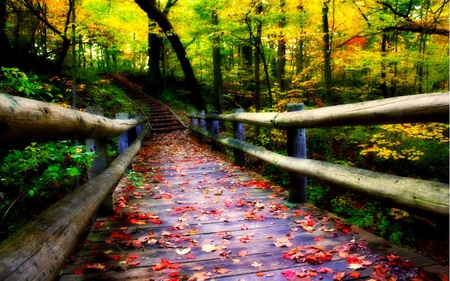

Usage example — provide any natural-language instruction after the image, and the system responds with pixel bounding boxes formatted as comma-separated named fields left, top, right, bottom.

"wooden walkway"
left=59, top=130, right=447, bottom=281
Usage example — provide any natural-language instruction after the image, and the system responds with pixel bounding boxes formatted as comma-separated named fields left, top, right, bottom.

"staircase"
left=107, top=73, right=185, bottom=134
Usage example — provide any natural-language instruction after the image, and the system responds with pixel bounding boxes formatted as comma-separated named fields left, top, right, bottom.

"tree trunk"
left=254, top=15, right=261, bottom=113
left=277, top=0, right=286, bottom=93
left=134, top=0, right=206, bottom=111
left=0, top=0, right=11, bottom=66
left=322, top=0, right=332, bottom=106
left=212, top=8, right=223, bottom=113
left=380, top=30, right=389, bottom=98
left=148, top=20, right=163, bottom=96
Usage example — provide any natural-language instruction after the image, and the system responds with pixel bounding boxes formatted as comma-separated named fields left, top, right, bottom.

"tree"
left=212, top=7, right=223, bottom=113
left=21, top=0, right=74, bottom=73
left=276, top=0, right=286, bottom=93
left=0, top=0, right=11, bottom=67
left=322, top=0, right=332, bottom=106
left=135, top=0, right=206, bottom=111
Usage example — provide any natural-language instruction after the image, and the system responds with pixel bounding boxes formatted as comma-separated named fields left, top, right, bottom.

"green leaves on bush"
left=0, top=67, right=55, bottom=100
left=0, top=141, right=96, bottom=240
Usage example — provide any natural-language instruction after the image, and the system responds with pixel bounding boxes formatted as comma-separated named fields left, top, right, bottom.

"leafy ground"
left=60, top=130, right=444, bottom=281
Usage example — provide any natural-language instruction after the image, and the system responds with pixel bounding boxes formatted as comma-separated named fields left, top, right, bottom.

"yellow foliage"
left=359, top=123, right=449, bottom=161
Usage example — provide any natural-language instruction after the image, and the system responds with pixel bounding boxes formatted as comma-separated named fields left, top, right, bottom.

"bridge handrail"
left=0, top=94, right=150, bottom=281
left=188, top=92, right=450, bottom=218
left=189, top=92, right=449, bottom=129
left=0, top=93, right=149, bottom=144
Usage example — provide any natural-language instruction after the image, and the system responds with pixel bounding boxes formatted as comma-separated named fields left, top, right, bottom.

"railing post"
left=135, top=114, right=146, bottom=137
left=209, top=110, right=220, bottom=150
left=128, top=113, right=137, bottom=144
left=190, top=111, right=198, bottom=127
left=85, top=106, right=111, bottom=217
left=233, top=108, right=245, bottom=166
left=116, top=113, right=130, bottom=153
left=190, top=111, right=198, bottom=136
left=199, top=110, right=206, bottom=143
left=286, top=103, right=307, bottom=203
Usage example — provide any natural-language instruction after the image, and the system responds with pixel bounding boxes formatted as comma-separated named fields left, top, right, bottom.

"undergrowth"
left=0, top=68, right=143, bottom=242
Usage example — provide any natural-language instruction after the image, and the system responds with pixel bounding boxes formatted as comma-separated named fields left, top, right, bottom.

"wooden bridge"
left=0, top=88, right=448, bottom=281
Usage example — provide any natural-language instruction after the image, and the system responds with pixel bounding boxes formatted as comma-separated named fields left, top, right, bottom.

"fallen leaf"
left=190, top=266, right=204, bottom=271
left=176, top=248, right=191, bottom=255
left=333, top=271, right=346, bottom=281
left=214, top=267, right=231, bottom=274
left=349, top=272, right=361, bottom=278
left=201, top=244, right=217, bottom=252
left=251, top=261, right=263, bottom=267
left=237, top=250, right=247, bottom=257
left=274, top=237, right=293, bottom=247
left=317, top=267, right=334, bottom=274
left=348, top=263, right=363, bottom=270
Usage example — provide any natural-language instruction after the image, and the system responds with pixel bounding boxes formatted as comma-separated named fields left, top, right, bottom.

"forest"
left=0, top=0, right=448, bottom=268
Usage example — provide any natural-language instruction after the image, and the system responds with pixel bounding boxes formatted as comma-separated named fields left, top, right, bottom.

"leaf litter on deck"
left=61, top=131, right=436, bottom=281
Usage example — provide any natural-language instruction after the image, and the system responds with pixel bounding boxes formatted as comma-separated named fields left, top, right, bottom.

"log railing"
left=0, top=93, right=150, bottom=281
left=188, top=92, right=449, bottom=218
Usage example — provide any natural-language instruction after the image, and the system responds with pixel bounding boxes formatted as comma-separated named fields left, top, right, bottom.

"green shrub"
left=0, top=141, right=95, bottom=240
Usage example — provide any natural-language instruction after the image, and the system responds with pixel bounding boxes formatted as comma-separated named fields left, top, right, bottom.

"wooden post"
left=209, top=110, right=220, bottom=150
left=128, top=114, right=137, bottom=144
left=190, top=111, right=198, bottom=136
left=135, top=114, right=144, bottom=136
left=286, top=103, right=307, bottom=203
left=85, top=107, right=111, bottom=217
left=199, top=110, right=206, bottom=143
left=116, top=113, right=130, bottom=153
left=233, top=108, right=245, bottom=166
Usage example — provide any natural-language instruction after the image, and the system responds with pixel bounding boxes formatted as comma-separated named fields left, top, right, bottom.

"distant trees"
left=0, top=0, right=447, bottom=109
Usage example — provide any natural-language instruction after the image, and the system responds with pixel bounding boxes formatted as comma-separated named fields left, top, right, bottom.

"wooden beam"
left=190, top=93, right=449, bottom=129
left=0, top=93, right=149, bottom=144
left=0, top=128, right=149, bottom=281
left=190, top=125, right=449, bottom=217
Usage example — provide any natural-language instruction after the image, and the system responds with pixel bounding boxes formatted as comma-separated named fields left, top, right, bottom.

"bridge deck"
left=59, top=130, right=446, bottom=281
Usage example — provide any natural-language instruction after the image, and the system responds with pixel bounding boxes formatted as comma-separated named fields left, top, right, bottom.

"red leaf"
left=74, top=268, right=84, bottom=274
left=349, top=272, right=361, bottom=278
left=127, top=260, right=140, bottom=266
left=152, top=259, right=171, bottom=271
left=282, top=270, right=296, bottom=278
left=110, top=231, right=131, bottom=240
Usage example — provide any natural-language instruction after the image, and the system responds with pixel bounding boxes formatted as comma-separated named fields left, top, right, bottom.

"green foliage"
left=306, top=181, right=331, bottom=205
left=0, top=67, right=55, bottom=100
left=0, top=141, right=95, bottom=240
left=127, top=169, right=145, bottom=187
left=78, top=81, right=145, bottom=118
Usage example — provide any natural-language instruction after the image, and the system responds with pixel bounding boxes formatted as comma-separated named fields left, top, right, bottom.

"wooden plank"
left=60, top=130, right=448, bottom=281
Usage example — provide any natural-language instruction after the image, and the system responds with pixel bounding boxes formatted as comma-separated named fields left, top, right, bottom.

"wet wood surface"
left=59, top=130, right=447, bottom=281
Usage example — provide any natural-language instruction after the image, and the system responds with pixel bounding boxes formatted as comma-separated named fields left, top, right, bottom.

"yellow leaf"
left=201, top=244, right=217, bottom=252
